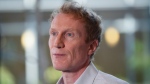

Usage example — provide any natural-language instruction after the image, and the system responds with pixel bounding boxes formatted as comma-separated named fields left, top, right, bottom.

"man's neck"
left=62, top=62, right=90, bottom=84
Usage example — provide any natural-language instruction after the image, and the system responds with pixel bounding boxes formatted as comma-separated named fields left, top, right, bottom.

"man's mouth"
left=53, top=53, right=66, bottom=57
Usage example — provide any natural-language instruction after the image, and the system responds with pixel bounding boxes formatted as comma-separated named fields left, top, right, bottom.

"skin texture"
left=49, top=13, right=98, bottom=84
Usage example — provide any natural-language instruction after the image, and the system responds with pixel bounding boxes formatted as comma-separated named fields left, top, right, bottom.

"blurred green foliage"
left=0, top=65, right=15, bottom=84
left=129, top=39, right=150, bottom=83
left=44, top=66, right=61, bottom=84
left=129, top=39, right=150, bottom=70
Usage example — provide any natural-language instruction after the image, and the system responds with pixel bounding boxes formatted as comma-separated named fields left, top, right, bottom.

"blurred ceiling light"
left=22, top=29, right=39, bottom=84
left=73, top=0, right=87, bottom=5
left=24, top=0, right=36, bottom=10
left=123, top=14, right=137, bottom=33
left=21, top=30, right=35, bottom=49
left=105, top=27, right=120, bottom=47
left=124, top=0, right=135, bottom=7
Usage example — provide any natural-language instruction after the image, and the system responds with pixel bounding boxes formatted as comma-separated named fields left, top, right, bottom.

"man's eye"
left=51, top=32, right=57, bottom=36
left=66, top=33, right=74, bottom=37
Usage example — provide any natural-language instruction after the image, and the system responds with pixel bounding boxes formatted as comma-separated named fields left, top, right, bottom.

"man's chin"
left=53, top=66, right=65, bottom=71
left=54, top=68, right=62, bottom=71
left=53, top=66, right=70, bottom=72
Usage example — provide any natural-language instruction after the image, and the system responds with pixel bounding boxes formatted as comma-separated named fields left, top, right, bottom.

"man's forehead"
left=51, top=14, right=85, bottom=27
left=53, top=13, right=84, bottom=22
left=51, top=13, right=75, bottom=26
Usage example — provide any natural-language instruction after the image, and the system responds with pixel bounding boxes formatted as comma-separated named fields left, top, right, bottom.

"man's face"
left=49, top=13, right=93, bottom=72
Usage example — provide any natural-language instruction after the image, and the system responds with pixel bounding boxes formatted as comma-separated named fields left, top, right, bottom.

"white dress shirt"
left=57, top=62, right=129, bottom=84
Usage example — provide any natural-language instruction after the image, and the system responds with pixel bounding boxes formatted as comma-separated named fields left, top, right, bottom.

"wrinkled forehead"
left=56, top=12, right=84, bottom=21
left=51, top=13, right=85, bottom=26
left=51, top=13, right=86, bottom=29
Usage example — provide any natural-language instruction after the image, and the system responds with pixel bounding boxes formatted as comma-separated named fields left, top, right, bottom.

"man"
left=49, top=1, right=129, bottom=84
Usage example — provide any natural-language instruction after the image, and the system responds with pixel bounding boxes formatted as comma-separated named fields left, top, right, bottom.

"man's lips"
left=53, top=54, right=66, bottom=56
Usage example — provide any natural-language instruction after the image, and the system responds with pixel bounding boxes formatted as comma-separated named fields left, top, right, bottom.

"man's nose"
left=54, top=35, right=65, bottom=48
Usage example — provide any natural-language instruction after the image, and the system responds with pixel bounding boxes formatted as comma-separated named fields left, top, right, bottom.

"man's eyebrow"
left=65, top=28, right=74, bottom=31
left=65, top=29, right=82, bottom=36
left=65, top=29, right=77, bottom=32
left=49, top=28, right=55, bottom=35
left=49, top=28, right=81, bottom=36
left=49, top=28, right=56, bottom=31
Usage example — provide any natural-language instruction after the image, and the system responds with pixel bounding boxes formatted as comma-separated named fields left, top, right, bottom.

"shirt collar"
left=57, top=76, right=64, bottom=84
left=57, top=62, right=98, bottom=84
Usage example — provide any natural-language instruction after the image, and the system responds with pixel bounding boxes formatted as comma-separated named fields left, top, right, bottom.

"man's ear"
left=88, top=40, right=99, bottom=56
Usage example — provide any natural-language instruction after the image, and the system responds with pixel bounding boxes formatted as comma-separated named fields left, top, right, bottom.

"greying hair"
left=50, top=1, right=102, bottom=59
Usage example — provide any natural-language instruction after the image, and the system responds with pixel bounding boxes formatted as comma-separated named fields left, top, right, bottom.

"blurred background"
left=0, top=0, right=150, bottom=84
